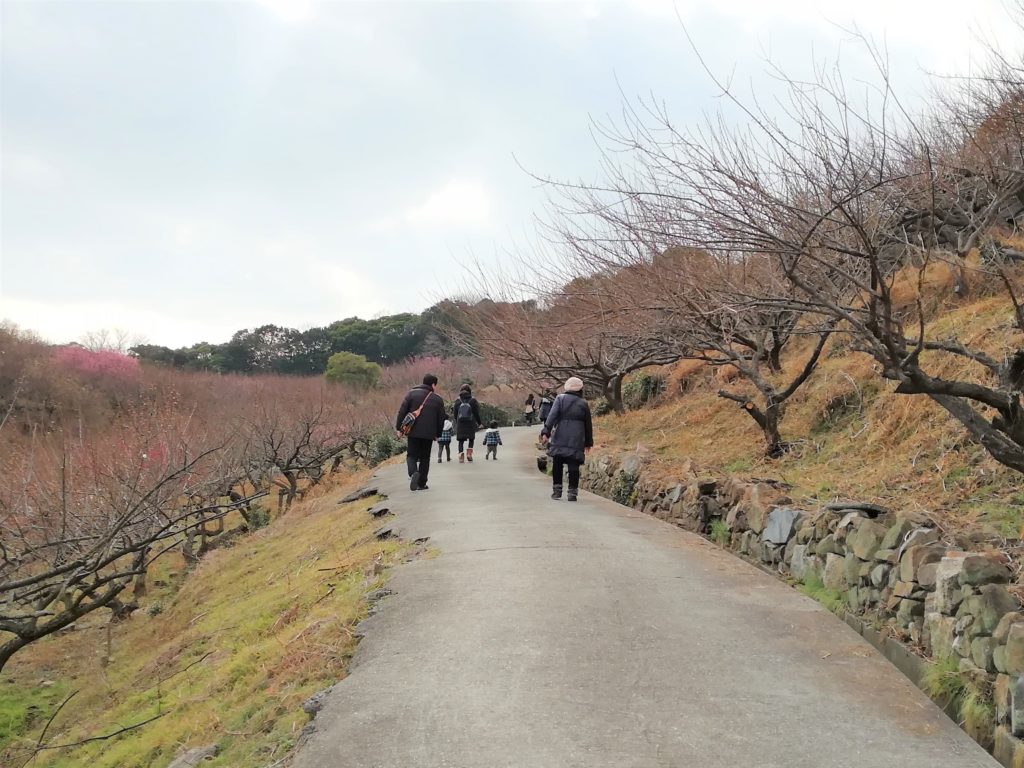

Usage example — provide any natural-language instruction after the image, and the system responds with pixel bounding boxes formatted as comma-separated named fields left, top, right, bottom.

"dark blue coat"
left=541, top=393, right=593, bottom=463
left=538, top=396, right=554, bottom=421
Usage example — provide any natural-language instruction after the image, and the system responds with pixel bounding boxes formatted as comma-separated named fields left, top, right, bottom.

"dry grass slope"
left=600, top=282, right=1024, bottom=539
left=0, top=468, right=409, bottom=768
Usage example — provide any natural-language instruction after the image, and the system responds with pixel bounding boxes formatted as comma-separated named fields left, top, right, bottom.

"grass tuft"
left=709, top=519, right=730, bottom=547
left=798, top=571, right=846, bottom=616
left=612, top=472, right=638, bottom=506
left=922, top=656, right=995, bottom=749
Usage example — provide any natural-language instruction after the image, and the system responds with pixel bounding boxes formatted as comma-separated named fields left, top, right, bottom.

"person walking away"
left=395, top=373, right=445, bottom=491
left=538, top=391, right=555, bottom=422
left=438, top=419, right=453, bottom=463
left=540, top=376, right=593, bottom=502
left=453, top=385, right=483, bottom=463
left=523, top=393, right=537, bottom=425
left=483, top=421, right=503, bottom=460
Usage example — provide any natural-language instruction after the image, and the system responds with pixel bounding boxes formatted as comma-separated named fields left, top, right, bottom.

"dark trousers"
left=407, top=437, right=432, bottom=486
left=457, top=436, right=475, bottom=452
left=552, top=457, right=581, bottom=490
left=438, top=442, right=451, bottom=460
left=486, top=445, right=498, bottom=458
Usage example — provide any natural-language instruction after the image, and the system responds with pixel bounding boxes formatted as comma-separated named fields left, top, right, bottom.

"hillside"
left=0, top=469, right=411, bottom=767
left=594, top=281, right=1024, bottom=544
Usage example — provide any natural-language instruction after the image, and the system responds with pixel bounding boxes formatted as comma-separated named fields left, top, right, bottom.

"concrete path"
left=294, top=427, right=996, bottom=768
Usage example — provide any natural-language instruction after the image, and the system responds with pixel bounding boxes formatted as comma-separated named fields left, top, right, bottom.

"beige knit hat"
left=564, top=376, right=584, bottom=393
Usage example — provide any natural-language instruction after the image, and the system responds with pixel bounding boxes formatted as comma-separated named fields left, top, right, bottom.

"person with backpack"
left=437, top=419, right=453, bottom=463
left=453, top=384, right=483, bottom=463
left=395, top=373, right=446, bottom=491
left=539, top=376, right=593, bottom=502
left=482, top=420, right=503, bottom=459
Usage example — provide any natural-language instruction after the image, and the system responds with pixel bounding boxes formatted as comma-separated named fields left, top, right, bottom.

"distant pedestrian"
left=453, top=384, right=483, bottom=463
left=523, top=393, right=537, bottom=425
left=540, top=376, right=593, bottom=502
left=438, top=419, right=453, bottom=463
left=538, top=390, right=555, bottom=422
left=395, top=373, right=446, bottom=491
left=483, top=421, right=503, bottom=460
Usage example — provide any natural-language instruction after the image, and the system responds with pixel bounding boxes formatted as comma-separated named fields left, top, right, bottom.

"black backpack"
left=457, top=400, right=474, bottom=423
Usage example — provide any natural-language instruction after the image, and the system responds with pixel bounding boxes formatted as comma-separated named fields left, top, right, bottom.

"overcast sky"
left=1, top=0, right=1019, bottom=347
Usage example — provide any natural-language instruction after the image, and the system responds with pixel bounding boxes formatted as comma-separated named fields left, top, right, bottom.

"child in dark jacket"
left=482, top=421, right=503, bottom=460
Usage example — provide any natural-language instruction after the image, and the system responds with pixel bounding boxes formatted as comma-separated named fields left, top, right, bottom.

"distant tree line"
left=130, top=303, right=470, bottom=375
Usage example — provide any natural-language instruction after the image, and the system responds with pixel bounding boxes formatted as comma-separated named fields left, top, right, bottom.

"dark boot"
left=567, top=489, right=578, bottom=502
left=551, top=484, right=563, bottom=500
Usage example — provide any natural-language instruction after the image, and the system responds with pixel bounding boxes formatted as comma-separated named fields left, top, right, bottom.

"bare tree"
left=451, top=282, right=680, bottom=413
left=528, top=14, right=1024, bottom=465
left=577, top=28, right=1024, bottom=470
left=0, top=403, right=254, bottom=671
left=638, top=251, right=835, bottom=456
left=540, top=183, right=836, bottom=454
left=241, top=381, right=357, bottom=511
left=79, top=328, right=144, bottom=354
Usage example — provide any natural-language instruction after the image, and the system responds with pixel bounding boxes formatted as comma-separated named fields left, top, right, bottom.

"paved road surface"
left=294, top=427, right=996, bottom=768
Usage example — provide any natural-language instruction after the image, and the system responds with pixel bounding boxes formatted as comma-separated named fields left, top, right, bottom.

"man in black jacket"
left=395, top=373, right=446, bottom=491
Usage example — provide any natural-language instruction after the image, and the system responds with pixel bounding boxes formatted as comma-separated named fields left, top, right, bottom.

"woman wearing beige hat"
left=539, top=376, right=593, bottom=501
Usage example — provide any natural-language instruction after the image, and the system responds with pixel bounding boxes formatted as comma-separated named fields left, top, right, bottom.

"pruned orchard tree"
left=632, top=250, right=835, bottom=456
left=542, top=181, right=836, bottom=455
left=450, top=278, right=680, bottom=413
left=0, top=402, right=255, bottom=671
left=241, top=379, right=359, bottom=511
left=575, top=28, right=1024, bottom=470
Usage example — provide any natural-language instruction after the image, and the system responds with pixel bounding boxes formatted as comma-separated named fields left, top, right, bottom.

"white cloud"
left=3, top=150, right=64, bottom=189
left=0, top=296, right=239, bottom=347
left=253, top=0, right=316, bottom=25
left=172, top=220, right=197, bottom=248
left=697, top=0, right=1017, bottom=70
left=404, top=178, right=493, bottom=229
left=307, top=258, right=387, bottom=318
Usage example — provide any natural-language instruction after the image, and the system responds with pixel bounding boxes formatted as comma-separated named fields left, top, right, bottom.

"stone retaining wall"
left=582, top=452, right=1024, bottom=764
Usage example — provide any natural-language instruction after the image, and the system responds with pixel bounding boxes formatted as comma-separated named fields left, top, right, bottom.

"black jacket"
left=541, top=392, right=593, bottom=462
left=396, top=385, right=446, bottom=441
left=452, top=392, right=483, bottom=440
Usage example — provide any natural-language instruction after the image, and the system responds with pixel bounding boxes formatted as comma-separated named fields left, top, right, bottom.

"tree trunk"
left=954, top=262, right=970, bottom=298
left=0, top=636, right=29, bottom=674
left=275, top=472, right=299, bottom=514
left=929, top=393, right=1024, bottom=474
left=132, top=571, right=148, bottom=598
left=761, top=400, right=786, bottom=458
left=604, top=375, right=625, bottom=414
left=132, top=546, right=150, bottom=598
left=181, top=529, right=200, bottom=568
left=719, top=390, right=786, bottom=457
